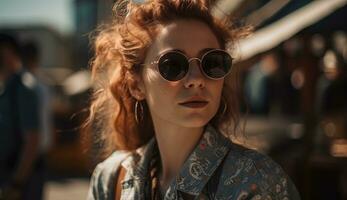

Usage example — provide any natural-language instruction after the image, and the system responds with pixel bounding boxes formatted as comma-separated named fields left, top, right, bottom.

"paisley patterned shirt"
left=87, top=125, right=301, bottom=200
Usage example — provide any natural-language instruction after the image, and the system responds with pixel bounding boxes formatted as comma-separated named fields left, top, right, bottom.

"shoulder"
left=12, top=71, right=39, bottom=100
left=226, top=142, right=282, bottom=174
left=87, top=151, right=130, bottom=200
left=11, top=70, right=38, bottom=91
left=222, top=142, right=285, bottom=183
left=90, top=151, right=130, bottom=183
left=215, top=142, right=300, bottom=199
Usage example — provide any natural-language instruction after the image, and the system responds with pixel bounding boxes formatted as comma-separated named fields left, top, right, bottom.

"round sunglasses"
left=147, top=49, right=233, bottom=81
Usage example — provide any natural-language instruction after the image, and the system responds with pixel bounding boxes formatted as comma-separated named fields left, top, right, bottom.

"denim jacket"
left=87, top=125, right=300, bottom=200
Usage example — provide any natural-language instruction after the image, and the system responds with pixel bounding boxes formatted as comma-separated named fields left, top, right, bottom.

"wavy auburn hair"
left=87, top=0, right=247, bottom=156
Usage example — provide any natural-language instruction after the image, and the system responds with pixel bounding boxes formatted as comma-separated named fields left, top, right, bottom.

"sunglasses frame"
left=148, top=48, right=233, bottom=82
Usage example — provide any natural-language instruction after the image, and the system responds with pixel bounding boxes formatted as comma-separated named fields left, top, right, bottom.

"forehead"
left=146, top=19, right=221, bottom=58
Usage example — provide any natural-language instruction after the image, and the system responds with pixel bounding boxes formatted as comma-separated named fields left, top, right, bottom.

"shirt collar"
left=122, top=125, right=231, bottom=197
left=122, top=137, right=156, bottom=180
left=168, top=124, right=231, bottom=196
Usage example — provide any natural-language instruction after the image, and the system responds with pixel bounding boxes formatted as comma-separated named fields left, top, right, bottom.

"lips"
left=179, top=97, right=209, bottom=108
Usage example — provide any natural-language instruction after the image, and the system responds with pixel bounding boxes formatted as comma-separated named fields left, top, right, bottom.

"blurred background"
left=0, top=0, right=346, bottom=199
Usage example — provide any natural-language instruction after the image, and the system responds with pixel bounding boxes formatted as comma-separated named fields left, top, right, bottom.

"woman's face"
left=138, top=19, right=224, bottom=128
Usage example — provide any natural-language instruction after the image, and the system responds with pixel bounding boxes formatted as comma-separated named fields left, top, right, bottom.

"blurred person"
left=318, top=50, right=347, bottom=118
left=0, top=34, right=42, bottom=200
left=276, top=38, right=303, bottom=116
left=314, top=49, right=347, bottom=157
left=22, top=41, right=54, bottom=198
left=86, top=0, right=300, bottom=199
left=313, top=48, right=347, bottom=199
left=22, top=41, right=54, bottom=153
left=244, top=52, right=279, bottom=115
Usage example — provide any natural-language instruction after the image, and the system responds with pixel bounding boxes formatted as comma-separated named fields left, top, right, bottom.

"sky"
left=0, top=0, right=75, bottom=35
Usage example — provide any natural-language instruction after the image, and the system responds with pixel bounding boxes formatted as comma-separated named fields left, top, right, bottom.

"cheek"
left=146, top=84, right=168, bottom=105
left=210, top=80, right=224, bottom=108
left=142, top=69, right=179, bottom=108
left=211, top=80, right=224, bottom=96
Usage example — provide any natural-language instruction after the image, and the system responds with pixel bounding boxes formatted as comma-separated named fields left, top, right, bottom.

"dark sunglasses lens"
left=202, top=50, right=232, bottom=79
left=158, top=52, right=188, bottom=81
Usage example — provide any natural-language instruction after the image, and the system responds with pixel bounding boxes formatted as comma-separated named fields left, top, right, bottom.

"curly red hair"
left=87, top=0, right=248, bottom=156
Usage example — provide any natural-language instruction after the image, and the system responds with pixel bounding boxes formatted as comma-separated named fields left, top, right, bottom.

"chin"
left=182, top=109, right=218, bottom=126
left=178, top=115, right=213, bottom=128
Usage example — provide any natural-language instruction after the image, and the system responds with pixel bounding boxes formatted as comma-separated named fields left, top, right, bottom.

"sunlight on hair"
left=143, top=66, right=158, bottom=83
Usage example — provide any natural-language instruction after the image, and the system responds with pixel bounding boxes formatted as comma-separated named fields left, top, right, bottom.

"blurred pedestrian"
left=23, top=40, right=54, bottom=198
left=0, top=33, right=42, bottom=200
left=86, top=0, right=300, bottom=199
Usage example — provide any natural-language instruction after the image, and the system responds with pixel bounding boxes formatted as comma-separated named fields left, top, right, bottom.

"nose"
left=183, top=58, right=205, bottom=89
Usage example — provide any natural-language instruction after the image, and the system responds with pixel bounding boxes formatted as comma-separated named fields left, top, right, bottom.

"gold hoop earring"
left=135, top=100, right=144, bottom=124
left=220, top=98, right=227, bottom=118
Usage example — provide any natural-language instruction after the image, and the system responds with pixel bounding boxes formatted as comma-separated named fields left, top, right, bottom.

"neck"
left=152, top=118, right=204, bottom=190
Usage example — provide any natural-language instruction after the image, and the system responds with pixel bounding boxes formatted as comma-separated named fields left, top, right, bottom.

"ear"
left=127, top=71, right=146, bottom=101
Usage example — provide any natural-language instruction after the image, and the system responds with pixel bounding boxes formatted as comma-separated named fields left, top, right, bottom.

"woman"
left=87, top=0, right=300, bottom=199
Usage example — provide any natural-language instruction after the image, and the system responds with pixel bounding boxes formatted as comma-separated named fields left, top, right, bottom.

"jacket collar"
left=167, top=124, right=231, bottom=197
left=122, top=125, right=231, bottom=198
